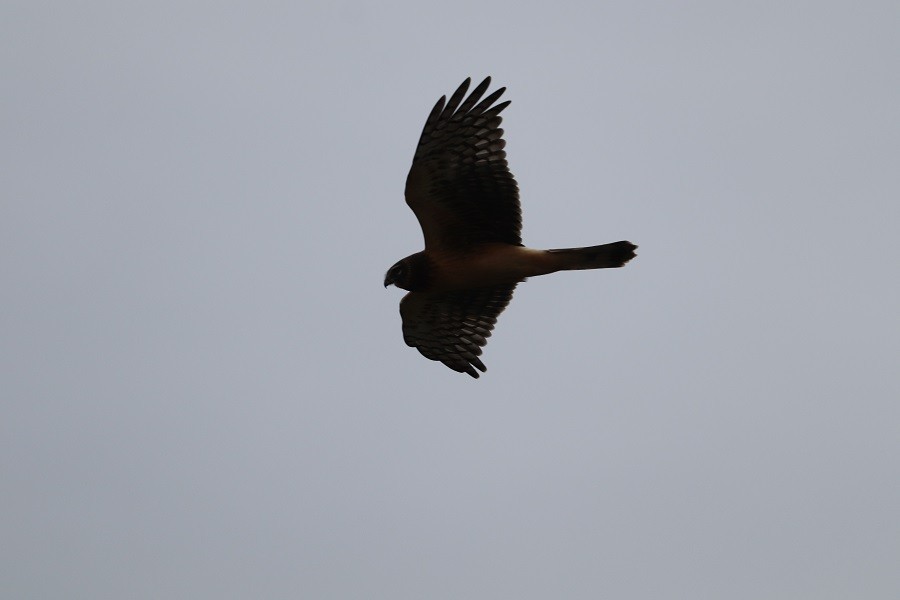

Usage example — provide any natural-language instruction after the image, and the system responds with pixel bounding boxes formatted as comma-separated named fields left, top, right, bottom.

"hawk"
left=385, top=77, right=637, bottom=378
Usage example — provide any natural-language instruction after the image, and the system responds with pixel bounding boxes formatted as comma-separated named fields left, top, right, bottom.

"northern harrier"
left=385, top=77, right=637, bottom=378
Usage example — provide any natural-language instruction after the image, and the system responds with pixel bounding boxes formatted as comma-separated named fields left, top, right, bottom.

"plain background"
left=3, top=2, right=899, bottom=598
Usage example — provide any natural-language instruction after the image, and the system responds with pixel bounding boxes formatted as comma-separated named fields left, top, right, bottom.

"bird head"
left=384, top=260, right=408, bottom=289
left=384, top=252, right=431, bottom=291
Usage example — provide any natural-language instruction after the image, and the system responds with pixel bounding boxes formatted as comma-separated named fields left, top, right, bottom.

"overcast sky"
left=3, top=2, right=899, bottom=599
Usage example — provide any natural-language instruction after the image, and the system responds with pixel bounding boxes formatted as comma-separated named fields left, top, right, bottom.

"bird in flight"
left=385, top=77, right=637, bottom=378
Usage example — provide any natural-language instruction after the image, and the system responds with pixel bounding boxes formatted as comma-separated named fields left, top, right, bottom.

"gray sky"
left=3, top=1, right=899, bottom=598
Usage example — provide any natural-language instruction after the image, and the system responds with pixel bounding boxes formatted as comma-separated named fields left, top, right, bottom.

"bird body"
left=385, top=77, right=637, bottom=378
left=391, top=242, right=636, bottom=293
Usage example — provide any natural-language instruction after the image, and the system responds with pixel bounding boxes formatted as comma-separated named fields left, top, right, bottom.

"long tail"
left=545, top=241, right=637, bottom=271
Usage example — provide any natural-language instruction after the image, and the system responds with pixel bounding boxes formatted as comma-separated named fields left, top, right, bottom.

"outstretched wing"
left=405, top=77, right=522, bottom=250
left=399, top=284, right=517, bottom=378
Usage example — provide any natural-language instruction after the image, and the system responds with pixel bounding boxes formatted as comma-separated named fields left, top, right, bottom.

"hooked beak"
left=384, top=273, right=394, bottom=288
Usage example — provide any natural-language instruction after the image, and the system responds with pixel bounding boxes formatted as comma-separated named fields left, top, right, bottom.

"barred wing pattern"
left=405, top=77, right=522, bottom=249
left=400, top=284, right=517, bottom=378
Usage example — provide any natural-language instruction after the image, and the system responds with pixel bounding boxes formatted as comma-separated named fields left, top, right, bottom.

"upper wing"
left=405, top=77, right=522, bottom=250
left=399, top=284, right=517, bottom=378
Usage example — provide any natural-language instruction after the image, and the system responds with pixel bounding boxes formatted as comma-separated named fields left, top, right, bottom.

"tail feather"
left=546, top=241, right=637, bottom=271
